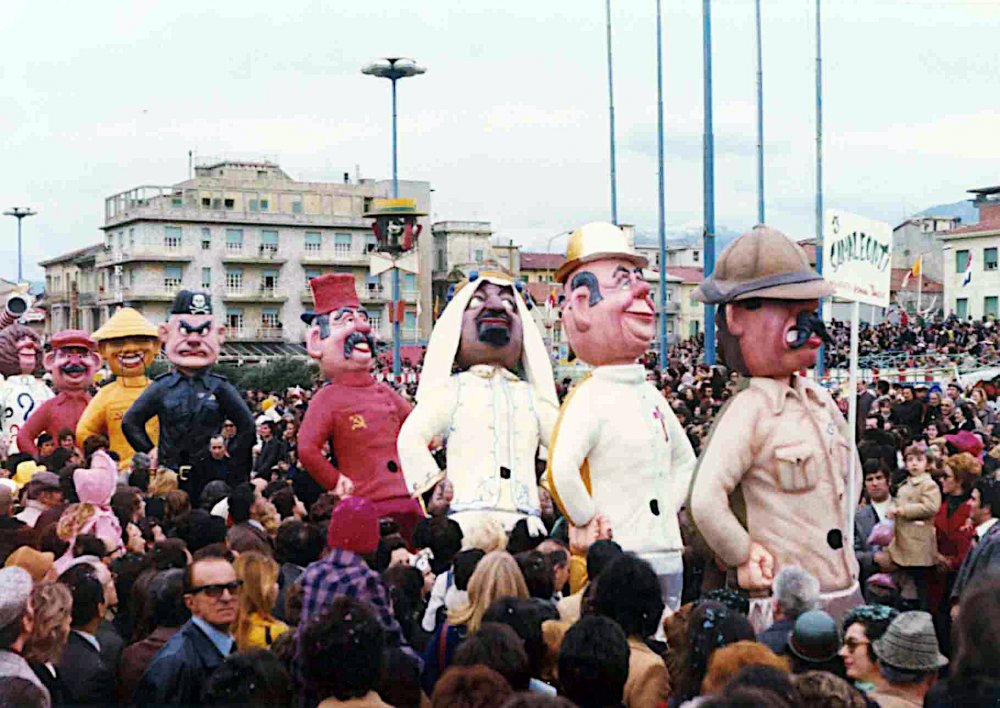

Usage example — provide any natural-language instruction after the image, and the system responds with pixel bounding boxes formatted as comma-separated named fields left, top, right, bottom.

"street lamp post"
left=362, top=57, right=426, bottom=381
left=4, top=207, right=36, bottom=282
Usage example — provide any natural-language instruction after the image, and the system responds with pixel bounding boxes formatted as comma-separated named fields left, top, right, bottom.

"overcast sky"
left=3, top=0, right=998, bottom=281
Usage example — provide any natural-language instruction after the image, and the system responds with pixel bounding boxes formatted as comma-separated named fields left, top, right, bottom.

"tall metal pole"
left=703, top=0, right=717, bottom=366
left=4, top=207, right=36, bottom=282
left=656, top=0, right=667, bottom=366
left=754, top=0, right=765, bottom=225
left=815, top=0, right=826, bottom=377
left=605, top=0, right=619, bottom=225
left=390, top=74, right=402, bottom=380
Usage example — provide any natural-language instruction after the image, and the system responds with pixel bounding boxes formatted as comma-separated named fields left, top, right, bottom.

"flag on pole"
left=962, top=253, right=974, bottom=287
left=900, top=255, right=922, bottom=289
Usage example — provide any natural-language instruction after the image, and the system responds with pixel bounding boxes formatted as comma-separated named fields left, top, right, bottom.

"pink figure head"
left=159, top=314, right=224, bottom=373
left=560, top=257, right=655, bottom=366
left=74, top=450, right=118, bottom=506
left=44, top=330, right=99, bottom=391
left=724, top=299, right=824, bottom=378
left=304, top=274, right=375, bottom=381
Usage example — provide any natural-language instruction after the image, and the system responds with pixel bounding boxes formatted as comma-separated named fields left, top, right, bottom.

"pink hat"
left=326, top=496, right=380, bottom=554
left=945, top=430, right=984, bottom=461
left=74, top=450, right=118, bottom=505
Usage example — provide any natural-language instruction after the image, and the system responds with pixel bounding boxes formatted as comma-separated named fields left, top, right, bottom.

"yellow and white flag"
left=900, top=256, right=922, bottom=288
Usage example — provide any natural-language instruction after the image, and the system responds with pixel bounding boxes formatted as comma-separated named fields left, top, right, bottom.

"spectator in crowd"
left=594, top=553, right=669, bottom=708
left=226, top=483, right=273, bottom=557
left=787, top=609, right=843, bottom=677
left=118, top=568, right=191, bottom=704
left=57, top=568, right=115, bottom=705
left=886, top=444, right=941, bottom=611
left=837, top=604, right=899, bottom=695
left=792, top=671, right=866, bottom=708
left=870, top=611, right=948, bottom=708
left=757, top=566, right=820, bottom=656
left=233, top=551, right=288, bottom=651
left=700, top=641, right=790, bottom=695
left=855, top=461, right=894, bottom=594
left=23, top=581, right=71, bottom=706
left=299, top=595, right=389, bottom=707
left=15, top=472, right=63, bottom=528
left=950, top=476, right=1000, bottom=606
left=557, top=615, right=630, bottom=708
left=422, top=549, right=528, bottom=694
left=431, top=665, right=513, bottom=708
left=452, top=622, right=532, bottom=692
left=557, top=539, right=622, bottom=624
left=203, top=649, right=293, bottom=707
left=134, top=556, right=240, bottom=706
left=671, top=601, right=756, bottom=705
left=273, top=519, right=324, bottom=623
left=0, top=567, right=50, bottom=705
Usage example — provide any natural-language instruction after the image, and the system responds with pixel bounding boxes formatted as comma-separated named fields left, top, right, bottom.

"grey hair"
left=131, top=452, right=152, bottom=473
left=773, top=566, right=820, bottom=620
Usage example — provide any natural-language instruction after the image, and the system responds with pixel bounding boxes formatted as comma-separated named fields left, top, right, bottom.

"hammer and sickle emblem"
left=350, top=414, right=367, bottom=431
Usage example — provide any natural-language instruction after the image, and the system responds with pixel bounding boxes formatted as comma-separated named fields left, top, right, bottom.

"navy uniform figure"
left=122, top=290, right=254, bottom=501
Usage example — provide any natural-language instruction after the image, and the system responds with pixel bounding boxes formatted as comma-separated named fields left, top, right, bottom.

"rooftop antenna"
left=188, top=150, right=193, bottom=178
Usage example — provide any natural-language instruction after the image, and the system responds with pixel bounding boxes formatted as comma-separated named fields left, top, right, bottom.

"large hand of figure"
left=526, top=516, right=547, bottom=538
left=333, top=474, right=355, bottom=498
left=737, top=542, right=775, bottom=591
left=568, top=513, right=612, bottom=556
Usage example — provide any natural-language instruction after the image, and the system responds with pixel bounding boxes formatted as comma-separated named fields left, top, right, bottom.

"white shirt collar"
left=976, top=517, right=998, bottom=540
left=73, top=629, right=101, bottom=653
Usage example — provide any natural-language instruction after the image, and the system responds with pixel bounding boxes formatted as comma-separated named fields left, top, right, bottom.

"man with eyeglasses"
left=134, top=557, right=240, bottom=706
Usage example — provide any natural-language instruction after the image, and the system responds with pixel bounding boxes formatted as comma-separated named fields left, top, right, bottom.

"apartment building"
left=940, top=186, right=1000, bottom=320
left=83, top=161, right=432, bottom=354
left=39, top=245, right=103, bottom=334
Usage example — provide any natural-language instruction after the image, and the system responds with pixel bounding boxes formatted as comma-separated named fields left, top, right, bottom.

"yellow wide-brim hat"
left=92, top=307, right=158, bottom=341
left=555, top=222, right=648, bottom=284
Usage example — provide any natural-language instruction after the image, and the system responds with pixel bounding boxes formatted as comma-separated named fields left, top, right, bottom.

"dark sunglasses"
left=187, top=580, right=243, bottom=598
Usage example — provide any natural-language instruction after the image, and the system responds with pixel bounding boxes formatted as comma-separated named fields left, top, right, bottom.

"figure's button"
left=827, top=529, right=843, bottom=550
left=387, top=460, right=399, bottom=473
left=649, top=499, right=661, bottom=516
left=500, top=466, right=512, bottom=479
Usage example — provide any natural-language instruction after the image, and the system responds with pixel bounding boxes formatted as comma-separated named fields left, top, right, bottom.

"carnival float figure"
left=399, top=271, right=559, bottom=536
left=122, top=291, right=254, bottom=500
left=76, top=308, right=161, bottom=466
left=17, top=330, right=99, bottom=457
left=547, top=223, right=697, bottom=611
left=688, top=225, right=862, bottom=623
left=0, top=323, right=52, bottom=454
left=298, top=274, right=424, bottom=540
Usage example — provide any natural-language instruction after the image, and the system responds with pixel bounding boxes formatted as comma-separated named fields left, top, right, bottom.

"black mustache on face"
left=787, top=311, right=833, bottom=349
left=60, top=363, right=87, bottom=374
left=344, top=331, right=376, bottom=359
left=476, top=308, right=512, bottom=346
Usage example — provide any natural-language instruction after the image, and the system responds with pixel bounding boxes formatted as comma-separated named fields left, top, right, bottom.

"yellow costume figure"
left=76, top=308, right=160, bottom=465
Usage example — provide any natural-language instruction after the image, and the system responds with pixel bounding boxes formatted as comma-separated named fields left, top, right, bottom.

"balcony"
left=301, top=286, right=386, bottom=303
left=98, top=286, right=178, bottom=304
left=96, top=245, right=194, bottom=266
left=228, top=327, right=285, bottom=342
left=221, top=246, right=287, bottom=265
left=223, top=286, right=287, bottom=303
left=300, top=247, right=372, bottom=266
left=660, top=302, right=681, bottom=315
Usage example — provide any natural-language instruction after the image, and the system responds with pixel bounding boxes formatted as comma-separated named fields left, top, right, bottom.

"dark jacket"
left=273, top=562, right=304, bottom=623
left=56, top=631, right=115, bottom=705
left=133, top=620, right=230, bottom=706
left=951, top=520, right=1000, bottom=602
left=30, top=660, right=66, bottom=707
left=253, top=437, right=283, bottom=477
left=97, top=618, right=123, bottom=670
left=756, top=617, right=794, bottom=656
left=118, top=626, right=182, bottom=704
left=854, top=503, right=885, bottom=595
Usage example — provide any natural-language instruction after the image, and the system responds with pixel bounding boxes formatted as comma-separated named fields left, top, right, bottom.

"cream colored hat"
left=92, top=307, right=158, bottom=341
left=693, top=225, right=834, bottom=304
left=554, top=222, right=648, bottom=284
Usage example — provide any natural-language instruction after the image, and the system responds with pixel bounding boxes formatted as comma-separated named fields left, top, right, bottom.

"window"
left=334, top=233, right=353, bottom=256
left=956, top=249, right=970, bottom=273
left=437, top=250, right=446, bottom=271
left=129, top=228, right=135, bottom=248
left=404, top=311, right=417, bottom=329
left=226, top=268, right=243, bottom=292
left=117, top=231, right=124, bottom=249
left=305, top=232, right=322, bottom=253
left=366, top=274, right=382, bottom=297
left=403, top=273, right=417, bottom=294
left=291, top=201, right=303, bottom=214
left=224, top=198, right=235, bottom=209
left=261, top=309, right=279, bottom=331
left=227, top=308, right=244, bottom=333
left=693, top=250, right=700, bottom=263
left=201, top=197, right=211, bottom=207
left=259, top=199, right=269, bottom=212
left=171, top=196, right=182, bottom=207
left=305, top=268, right=321, bottom=286
left=201, top=267, right=211, bottom=289
left=986, top=297, right=999, bottom=319
left=369, top=313, right=381, bottom=331
left=985, top=247, right=998, bottom=271
left=212, top=198, right=222, bottom=209
left=164, top=265, right=183, bottom=289
left=366, top=234, right=377, bottom=253
left=261, top=230, right=279, bottom=255
left=248, top=199, right=258, bottom=212
left=475, top=249, right=484, bottom=263
left=164, top=226, right=182, bottom=250
left=262, top=270, right=278, bottom=293
left=226, top=229, right=243, bottom=252
left=201, top=227, right=211, bottom=250
left=956, top=298, right=968, bottom=320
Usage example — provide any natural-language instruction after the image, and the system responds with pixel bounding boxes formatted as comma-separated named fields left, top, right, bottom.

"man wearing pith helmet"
left=688, top=225, right=862, bottom=627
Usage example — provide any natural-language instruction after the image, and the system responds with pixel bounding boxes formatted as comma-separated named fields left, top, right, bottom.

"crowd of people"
left=0, top=316, right=999, bottom=708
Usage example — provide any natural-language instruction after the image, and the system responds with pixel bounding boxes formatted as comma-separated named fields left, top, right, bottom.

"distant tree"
left=238, top=357, right=319, bottom=394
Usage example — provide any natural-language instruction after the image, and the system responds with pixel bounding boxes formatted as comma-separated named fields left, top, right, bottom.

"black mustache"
left=60, top=364, right=87, bottom=374
left=344, top=332, right=376, bottom=359
left=787, top=311, right=833, bottom=349
left=476, top=308, right=512, bottom=346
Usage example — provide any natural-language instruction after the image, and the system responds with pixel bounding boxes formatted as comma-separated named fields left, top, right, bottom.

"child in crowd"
left=887, top=444, right=941, bottom=610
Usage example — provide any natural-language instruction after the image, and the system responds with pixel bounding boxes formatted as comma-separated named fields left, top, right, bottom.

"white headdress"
left=417, top=272, right=557, bottom=407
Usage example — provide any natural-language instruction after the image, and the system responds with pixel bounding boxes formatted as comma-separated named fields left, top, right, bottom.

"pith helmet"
left=92, top=307, right=158, bottom=341
left=693, top=225, right=834, bottom=304
left=555, top=222, right=648, bottom=284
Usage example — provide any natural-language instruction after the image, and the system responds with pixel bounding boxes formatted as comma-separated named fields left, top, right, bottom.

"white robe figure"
left=0, top=374, right=54, bottom=454
left=398, top=273, right=559, bottom=535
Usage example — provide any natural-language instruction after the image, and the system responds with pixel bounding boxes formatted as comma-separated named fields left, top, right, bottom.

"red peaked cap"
left=309, top=273, right=360, bottom=316
left=49, top=330, right=97, bottom=352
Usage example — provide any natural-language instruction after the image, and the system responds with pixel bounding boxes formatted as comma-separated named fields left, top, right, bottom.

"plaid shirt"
left=294, top=549, right=421, bottom=704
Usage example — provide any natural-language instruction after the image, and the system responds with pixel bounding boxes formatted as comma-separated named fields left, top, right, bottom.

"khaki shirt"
left=690, top=375, right=860, bottom=594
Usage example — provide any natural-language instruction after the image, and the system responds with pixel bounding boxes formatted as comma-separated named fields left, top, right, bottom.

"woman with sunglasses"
left=837, top=604, right=899, bottom=695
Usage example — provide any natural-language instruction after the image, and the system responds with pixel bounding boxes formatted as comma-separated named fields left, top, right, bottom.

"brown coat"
left=227, top=521, right=274, bottom=557
left=887, top=473, right=940, bottom=568
left=690, top=375, right=861, bottom=595
left=117, top=626, right=180, bottom=704
left=623, top=637, right=670, bottom=708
